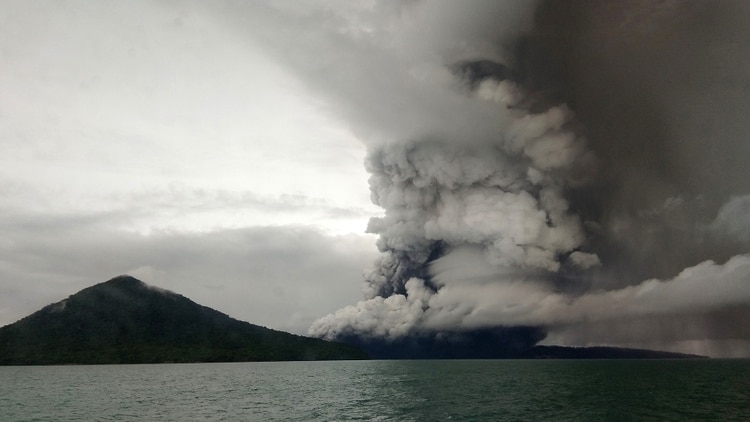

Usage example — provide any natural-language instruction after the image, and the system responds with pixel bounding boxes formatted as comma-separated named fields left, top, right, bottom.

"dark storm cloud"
left=519, top=0, right=750, bottom=285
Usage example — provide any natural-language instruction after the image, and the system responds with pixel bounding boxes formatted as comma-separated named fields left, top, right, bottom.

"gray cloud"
left=311, top=255, right=750, bottom=356
left=710, top=195, right=750, bottom=243
left=210, top=1, right=750, bottom=356
left=515, top=0, right=750, bottom=283
left=0, top=210, right=378, bottom=334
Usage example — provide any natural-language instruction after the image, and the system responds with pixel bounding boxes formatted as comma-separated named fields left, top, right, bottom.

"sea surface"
left=1, top=359, right=749, bottom=421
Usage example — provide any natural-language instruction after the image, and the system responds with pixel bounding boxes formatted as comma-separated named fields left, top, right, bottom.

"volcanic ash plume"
left=235, top=0, right=750, bottom=357
left=309, top=60, right=601, bottom=343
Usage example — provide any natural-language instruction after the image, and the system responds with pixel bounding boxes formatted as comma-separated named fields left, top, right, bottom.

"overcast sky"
left=0, top=0, right=382, bottom=334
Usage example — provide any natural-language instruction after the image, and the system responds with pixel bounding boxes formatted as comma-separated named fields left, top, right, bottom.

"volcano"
left=0, top=275, right=368, bottom=365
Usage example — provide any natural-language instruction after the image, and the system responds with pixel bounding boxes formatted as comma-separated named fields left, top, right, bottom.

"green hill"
left=0, top=275, right=368, bottom=365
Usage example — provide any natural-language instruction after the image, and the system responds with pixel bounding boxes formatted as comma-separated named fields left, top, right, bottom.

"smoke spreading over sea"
left=228, top=0, right=750, bottom=358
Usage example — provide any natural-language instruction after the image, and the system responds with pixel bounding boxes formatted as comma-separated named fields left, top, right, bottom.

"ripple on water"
left=1, top=359, right=748, bottom=421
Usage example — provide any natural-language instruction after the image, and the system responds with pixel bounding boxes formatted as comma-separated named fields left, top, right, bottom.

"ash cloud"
left=226, top=0, right=750, bottom=357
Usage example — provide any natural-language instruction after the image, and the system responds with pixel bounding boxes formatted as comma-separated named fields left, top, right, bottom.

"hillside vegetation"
left=0, top=276, right=368, bottom=365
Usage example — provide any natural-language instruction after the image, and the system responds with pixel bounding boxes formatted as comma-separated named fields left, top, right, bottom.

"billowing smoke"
left=308, top=70, right=602, bottom=347
left=231, top=0, right=750, bottom=357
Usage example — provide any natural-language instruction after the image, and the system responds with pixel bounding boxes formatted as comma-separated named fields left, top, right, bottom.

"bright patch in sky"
left=0, top=0, right=378, bottom=236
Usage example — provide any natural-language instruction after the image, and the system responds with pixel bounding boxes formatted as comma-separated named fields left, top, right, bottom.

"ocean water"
left=1, top=359, right=749, bottom=421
